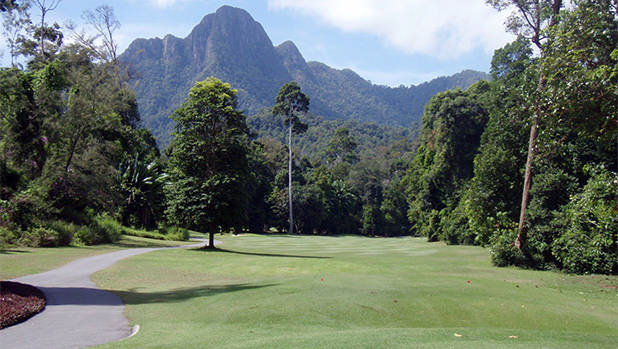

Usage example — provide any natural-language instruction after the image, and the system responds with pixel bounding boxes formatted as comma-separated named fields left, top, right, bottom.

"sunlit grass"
left=93, top=234, right=617, bottom=348
left=0, top=235, right=192, bottom=280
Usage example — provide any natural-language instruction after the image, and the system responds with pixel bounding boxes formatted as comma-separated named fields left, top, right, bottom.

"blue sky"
left=1, top=0, right=515, bottom=86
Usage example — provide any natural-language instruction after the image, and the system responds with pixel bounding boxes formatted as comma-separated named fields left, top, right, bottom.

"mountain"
left=119, top=5, right=489, bottom=146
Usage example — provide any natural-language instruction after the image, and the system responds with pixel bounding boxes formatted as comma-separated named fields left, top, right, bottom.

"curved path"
left=0, top=238, right=215, bottom=349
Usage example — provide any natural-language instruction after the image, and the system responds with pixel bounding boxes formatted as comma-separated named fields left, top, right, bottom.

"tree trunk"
left=64, top=128, right=83, bottom=175
left=40, top=14, right=45, bottom=57
left=516, top=70, right=546, bottom=250
left=288, top=124, right=294, bottom=234
left=206, top=222, right=216, bottom=249
left=515, top=117, right=538, bottom=249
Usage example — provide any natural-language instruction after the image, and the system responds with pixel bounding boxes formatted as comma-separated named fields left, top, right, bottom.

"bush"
left=93, top=214, right=123, bottom=242
left=33, top=227, right=62, bottom=247
left=489, top=216, right=525, bottom=267
left=7, top=193, right=36, bottom=230
left=74, top=216, right=121, bottom=246
left=44, top=221, right=76, bottom=246
left=16, top=226, right=63, bottom=247
left=551, top=167, right=617, bottom=274
left=164, top=226, right=190, bottom=241
left=0, top=226, right=19, bottom=246
left=73, top=226, right=99, bottom=246
left=441, top=204, right=476, bottom=245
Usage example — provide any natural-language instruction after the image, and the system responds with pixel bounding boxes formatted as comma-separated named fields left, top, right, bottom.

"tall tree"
left=77, top=5, right=120, bottom=64
left=273, top=81, right=309, bottom=234
left=166, top=77, right=250, bottom=248
left=32, top=0, right=61, bottom=58
left=405, top=83, right=490, bottom=241
left=1, top=0, right=30, bottom=66
left=486, top=0, right=563, bottom=250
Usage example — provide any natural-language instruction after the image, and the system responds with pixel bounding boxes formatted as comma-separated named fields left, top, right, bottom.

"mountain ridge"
left=120, top=5, right=490, bottom=145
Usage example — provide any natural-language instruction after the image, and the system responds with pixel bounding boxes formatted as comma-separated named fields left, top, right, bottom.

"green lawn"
left=0, top=235, right=192, bottom=280
left=90, top=235, right=617, bottom=348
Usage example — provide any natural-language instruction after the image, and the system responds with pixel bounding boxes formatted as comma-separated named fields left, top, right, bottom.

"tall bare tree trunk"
left=516, top=71, right=546, bottom=249
left=40, top=12, right=45, bottom=57
left=515, top=118, right=538, bottom=249
left=288, top=124, right=294, bottom=234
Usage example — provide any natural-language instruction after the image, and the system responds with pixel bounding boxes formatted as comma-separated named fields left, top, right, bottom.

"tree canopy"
left=166, top=77, right=251, bottom=248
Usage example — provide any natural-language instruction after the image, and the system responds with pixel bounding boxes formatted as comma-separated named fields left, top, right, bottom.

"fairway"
left=90, top=235, right=616, bottom=348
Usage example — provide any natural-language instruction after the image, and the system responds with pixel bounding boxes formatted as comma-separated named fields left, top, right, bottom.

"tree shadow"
left=0, top=249, right=31, bottom=254
left=112, top=240, right=184, bottom=249
left=253, top=233, right=302, bottom=238
left=40, top=283, right=276, bottom=306
left=196, top=248, right=330, bottom=259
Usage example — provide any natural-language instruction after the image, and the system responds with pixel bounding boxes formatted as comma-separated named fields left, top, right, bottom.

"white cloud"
left=268, top=0, right=514, bottom=58
left=148, top=0, right=179, bottom=8
left=142, top=0, right=193, bottom=9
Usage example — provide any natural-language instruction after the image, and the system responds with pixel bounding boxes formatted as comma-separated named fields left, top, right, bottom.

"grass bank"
left=93, top=235, right=617, bottom=348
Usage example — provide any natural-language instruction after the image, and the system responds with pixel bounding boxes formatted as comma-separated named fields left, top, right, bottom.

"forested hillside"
left=119, top=6, right=489, bottom=145
left=248, top=110, right=416, bottom=162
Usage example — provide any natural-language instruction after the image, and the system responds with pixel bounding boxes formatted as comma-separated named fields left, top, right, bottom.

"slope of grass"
left=0, top=235, right=192, bottom=280
left=93, top=235, right=617, bottom=348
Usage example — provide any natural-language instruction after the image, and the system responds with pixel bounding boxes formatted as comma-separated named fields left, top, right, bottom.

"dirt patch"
left=0, top=281, right=46, bottom=329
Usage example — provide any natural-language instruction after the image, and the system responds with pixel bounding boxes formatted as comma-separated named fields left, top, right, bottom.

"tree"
left=166, top=77, right=250, bottom=248
left=326, top=127, right=358, bottom=165
left=117, top=153, right=166, bottom=229
left=464, top=37, right=534, bottom=245
left=1, top=0, right=30, bottom=66
left=404, top=82, right=489, bottom=241
left=474, top=1, right=616, bottom=272
left=31, top=0, right=61, bottom=58
left=486, top=0, right=563, bottom=250
left=272, top=81, right=309, bottom=234
left=0, top=0, right=17, bottom=12
left=82, top=5, right=119, bottom=63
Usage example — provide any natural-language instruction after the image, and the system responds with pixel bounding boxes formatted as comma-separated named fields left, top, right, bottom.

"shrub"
left=441, top=204, right=476, bottom=245
left=33, top=227, right=63, bottom=247
left=16, top=226, right=64, bottom=247
left=8, top=193, right=36, bottom=230
left=74, top=225, right=103, bottom=246
left=74, top=218, right=122, bottom=246
left=551, top=167, right=617, bottom=274
left=93, top=214, right=123, bottom=243
left=489, top=216, right=525, bottom=267
left=0, top=226, right=19, bottom=246
left=45, top=220, right=78, bottom=246
left=164, top=226, right=190, bottom=241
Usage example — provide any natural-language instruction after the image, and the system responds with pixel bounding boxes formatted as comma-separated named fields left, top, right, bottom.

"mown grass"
left=0, top=235, right=192, bottom=280
left=92, top=234, right=617, bottom=348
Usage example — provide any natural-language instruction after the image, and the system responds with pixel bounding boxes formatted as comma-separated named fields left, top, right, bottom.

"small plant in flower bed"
left=0, top=281, right=46, bottom=329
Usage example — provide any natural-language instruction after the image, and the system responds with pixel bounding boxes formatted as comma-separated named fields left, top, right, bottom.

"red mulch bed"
left=0, top=281, right=46, bottom=329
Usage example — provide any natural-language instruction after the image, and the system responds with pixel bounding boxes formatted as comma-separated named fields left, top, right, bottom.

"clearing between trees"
left=84, top=234, right=616, bottom=348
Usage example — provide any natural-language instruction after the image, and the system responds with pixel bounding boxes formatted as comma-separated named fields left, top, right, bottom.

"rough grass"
left=92, top=235, right=618, bottom=348
left=0, top=235, right=193, bottom=280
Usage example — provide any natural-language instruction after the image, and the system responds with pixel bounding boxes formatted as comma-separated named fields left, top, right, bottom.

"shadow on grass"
left=113, top=240, right=179, bottom=249
left=41, top=283, right=276, bottom=306
left=0, top=249, right=31, bottom=254
left=196, top=247, right=330, bottom=259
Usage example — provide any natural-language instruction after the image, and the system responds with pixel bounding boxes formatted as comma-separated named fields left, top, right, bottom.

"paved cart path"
left=0, top=238, right=216, bottom=349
